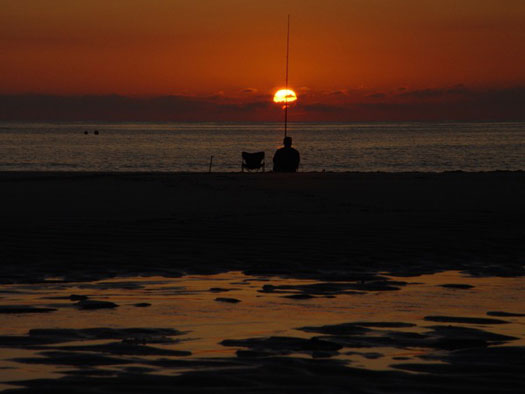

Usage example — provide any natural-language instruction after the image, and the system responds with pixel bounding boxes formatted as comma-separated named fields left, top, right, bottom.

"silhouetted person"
left=273, top=136, right=300, bottom=172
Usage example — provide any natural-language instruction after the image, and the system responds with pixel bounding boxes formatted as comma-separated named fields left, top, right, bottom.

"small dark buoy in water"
left=94, top=130, right=99, bottom=135
left=84, top=131, right=88, bottom=135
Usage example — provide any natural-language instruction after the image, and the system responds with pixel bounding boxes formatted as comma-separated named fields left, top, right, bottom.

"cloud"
left=291, top=86, right=525, bottom=121
left=0, top=94, right=276, bottom=122
left=240, top=88, right=258, bottom=94
left=367, top=93, right=386, bottom=99
left=398, top=84, right=470, bottom=99
left=1, top=87, right=524, bottom=122
left=327, top=90, right=348, bottom=96
left=301, top=104, right=346, bottom=113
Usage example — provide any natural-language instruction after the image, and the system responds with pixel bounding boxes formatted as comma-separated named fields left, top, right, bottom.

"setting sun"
left=273, top=89, right=297, bottom=105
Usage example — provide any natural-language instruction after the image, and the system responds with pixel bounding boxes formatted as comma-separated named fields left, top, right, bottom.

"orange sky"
left=1, top=0, right=524, bottom=120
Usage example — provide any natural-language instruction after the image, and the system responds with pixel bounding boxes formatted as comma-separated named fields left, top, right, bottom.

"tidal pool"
left=0, top=271, right=523, bottom=391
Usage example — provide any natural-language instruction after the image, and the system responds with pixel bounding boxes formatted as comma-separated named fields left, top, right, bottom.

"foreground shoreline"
left=1, top=170, right=524, bottom=282
left=1, top=169, right=523, bottom=174
left=1, top=171, right=524, bottom=393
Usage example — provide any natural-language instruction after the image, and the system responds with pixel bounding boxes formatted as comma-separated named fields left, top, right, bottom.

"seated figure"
left=273, top=137, right=300, bottom=172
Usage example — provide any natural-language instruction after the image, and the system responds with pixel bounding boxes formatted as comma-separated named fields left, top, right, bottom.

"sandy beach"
left=1, top=171, right=524, bottom=393
left=1, top=171, right=524, bottom=281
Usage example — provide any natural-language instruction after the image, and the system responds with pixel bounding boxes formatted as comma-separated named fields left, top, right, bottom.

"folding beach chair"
left=241, top=152, right=265, bottom=172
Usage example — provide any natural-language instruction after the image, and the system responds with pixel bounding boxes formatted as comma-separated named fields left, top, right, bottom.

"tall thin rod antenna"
left=286, top=14, right=290, bottom=90
left=284, top=14, right=290, bottom=138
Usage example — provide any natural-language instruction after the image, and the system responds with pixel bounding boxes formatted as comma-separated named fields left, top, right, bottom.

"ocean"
left=0, top=121, right=523, bottom=172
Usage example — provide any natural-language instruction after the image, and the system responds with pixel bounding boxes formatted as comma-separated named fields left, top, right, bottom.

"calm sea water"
left=0, top=122, right=523, bottom=172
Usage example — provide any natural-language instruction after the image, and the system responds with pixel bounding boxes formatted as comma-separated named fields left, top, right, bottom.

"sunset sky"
left=1, top=0, right=524, bottom=121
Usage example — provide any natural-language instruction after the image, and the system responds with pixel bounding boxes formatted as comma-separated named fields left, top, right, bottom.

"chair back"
left=242, top=151, right=265, bottom=171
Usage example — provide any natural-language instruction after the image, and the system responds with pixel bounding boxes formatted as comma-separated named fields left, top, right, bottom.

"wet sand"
left=0, top=171, right=524, bottom=392
left=0, top=271, right=524, bottom=393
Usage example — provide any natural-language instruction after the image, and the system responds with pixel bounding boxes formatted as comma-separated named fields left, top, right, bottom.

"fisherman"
left=273, top=136, right=300, bottom=172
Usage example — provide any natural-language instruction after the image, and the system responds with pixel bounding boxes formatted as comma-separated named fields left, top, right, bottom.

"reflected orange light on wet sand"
left=0, top=269, right=524, bottom=387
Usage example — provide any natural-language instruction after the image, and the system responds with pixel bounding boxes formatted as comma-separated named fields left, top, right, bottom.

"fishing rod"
left=284, top=14, right=290, bottom=138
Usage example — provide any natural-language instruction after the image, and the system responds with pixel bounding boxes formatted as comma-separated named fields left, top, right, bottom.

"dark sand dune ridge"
left=1, top=171, right=524, bottom=282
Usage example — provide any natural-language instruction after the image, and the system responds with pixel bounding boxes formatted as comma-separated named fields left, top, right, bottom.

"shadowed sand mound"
left=1, top=171, right=524, bottom=283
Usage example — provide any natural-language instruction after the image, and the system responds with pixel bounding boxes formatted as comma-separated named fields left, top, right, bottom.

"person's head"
left=283, top=136, right=292, bottom=148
